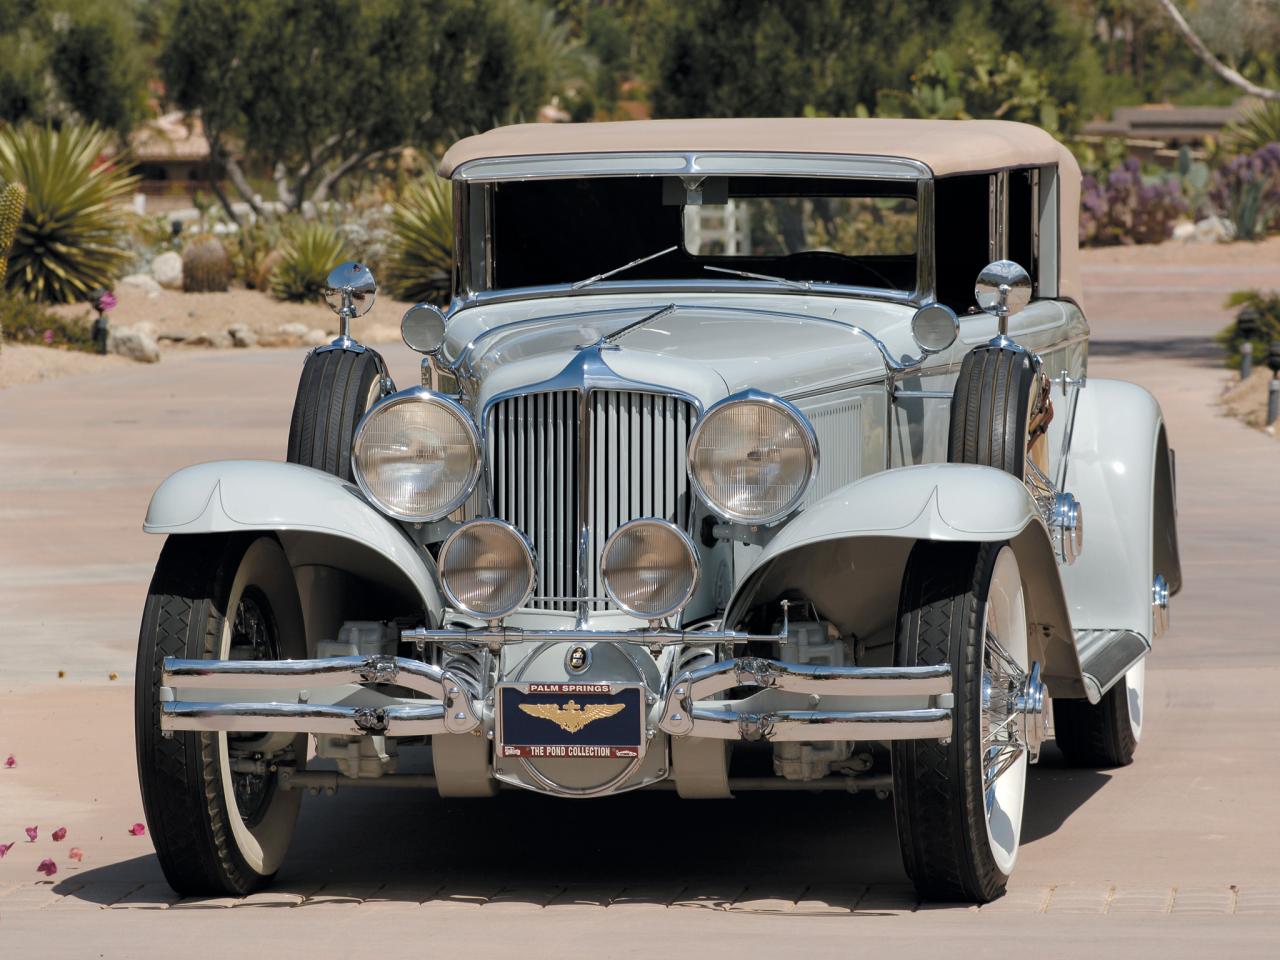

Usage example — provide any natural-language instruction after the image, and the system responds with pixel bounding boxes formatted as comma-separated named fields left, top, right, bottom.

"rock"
left=277, top=322, right=309, bottom=338
left=304, top=328, right=330, bottom=346
left=107, top=325, right=161, bottom=363
left=1193, top=215, right=1235, bottom=243
left=152, top=251, right=184, bottom=290
left=119, top=273, right=163, bottom=298
left=187, top=331, right=234, bottom=349
left=1171, top=220, right=1195, bottom=242
left=132, top=321, right=158, bottom=340
left=227, top=323, right=258, bottom=348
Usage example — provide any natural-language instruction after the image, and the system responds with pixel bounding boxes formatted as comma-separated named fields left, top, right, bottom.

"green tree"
left=161, top=0, right=564, bottom=218
left=0, top=0, right=149, bottom=135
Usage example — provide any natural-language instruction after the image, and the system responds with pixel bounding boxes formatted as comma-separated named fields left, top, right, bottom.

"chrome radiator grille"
left=487, top=390, right=696, bottom=611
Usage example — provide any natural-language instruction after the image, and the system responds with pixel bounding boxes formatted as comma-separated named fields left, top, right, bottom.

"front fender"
left=726, top=463, right=1086, bottom=699
left=144, top=460, right=444, bottom=620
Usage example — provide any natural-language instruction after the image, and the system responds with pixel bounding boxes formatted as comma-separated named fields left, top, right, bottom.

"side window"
left=1007, top=168, right=1039, bottom=297
left=933, top=174, right=990, bottom=314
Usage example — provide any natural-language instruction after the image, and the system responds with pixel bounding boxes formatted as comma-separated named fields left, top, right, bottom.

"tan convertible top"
left=441, top=118, right=1082, bottom=305
left=440, top=118, right=1074, bottom=179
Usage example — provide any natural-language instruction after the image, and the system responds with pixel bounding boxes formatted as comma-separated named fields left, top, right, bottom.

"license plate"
left=497, top=682, right=644, bottom=760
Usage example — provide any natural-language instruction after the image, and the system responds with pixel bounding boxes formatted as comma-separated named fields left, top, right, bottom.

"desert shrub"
left=337, top=197, right=394, bottom=280
left=0, top=124, right=138, bottom=302
left=182, top=234, right=231, bottom=292
left=225, top=218, right=284, bottom=290
left=1217, top=290, right=1280, bottom=371
left=385, top=173, right=452, bottom=304
left=0, top=290, right=93, bottom=350
left=1079, top=159, right=1188, bottom=247
left=1208, top=143, right=1280, bottom=242
left=270, top=221, right=347, bottom=302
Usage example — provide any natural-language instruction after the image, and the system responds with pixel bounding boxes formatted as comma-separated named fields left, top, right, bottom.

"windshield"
left=483, top=176, right=919, bottom=294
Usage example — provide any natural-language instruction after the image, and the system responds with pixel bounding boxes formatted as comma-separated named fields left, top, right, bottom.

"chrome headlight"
left=601, top=518, right=699, bottom=621
left=439, top=519, right=536, bottom=620
left=687, top=391, right=818, bottom=525
left=352, top=388, right=481, bottom=522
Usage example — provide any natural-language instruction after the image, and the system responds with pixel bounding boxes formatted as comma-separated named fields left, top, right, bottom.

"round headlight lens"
left=688, top=394, right=818, bottom=524
left=601, top=519, right=699, bottom=621
left=352, top=389, right=481, bottom=522
left=439, top=519, right=536, bottom=620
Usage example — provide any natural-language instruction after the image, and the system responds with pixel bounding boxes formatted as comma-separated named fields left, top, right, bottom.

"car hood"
left=442, top=292, right=913, bottom=413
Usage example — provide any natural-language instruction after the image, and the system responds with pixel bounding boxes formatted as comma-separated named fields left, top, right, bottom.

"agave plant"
left=0, top=124, right=138, bottom=303
left=1222, top=100, right=1280, bottom=156
left=385, top=173, right=453, bottom=304
left=270, top=220, right=348, bottom=302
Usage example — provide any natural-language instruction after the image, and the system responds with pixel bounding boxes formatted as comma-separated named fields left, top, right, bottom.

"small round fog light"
left=439, top=519, right=536, bottom=621
left=600, top=519, right=699, bottom=621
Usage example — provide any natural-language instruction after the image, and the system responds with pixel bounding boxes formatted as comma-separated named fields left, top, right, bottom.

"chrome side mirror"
left=324, top=261, right=377, bottom=342
left=909, top=303, right=959, bottom=355
left=401, top=302, right=447, bottom=355
left=975, top=260, right=1031, bottom=337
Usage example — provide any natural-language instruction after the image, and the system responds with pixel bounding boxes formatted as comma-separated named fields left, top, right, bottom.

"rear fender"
left=144, top=461, right=445, bottom=632
left=1052, top=378, right=1181, bottom=639
left=726, top=463, right=1087, bottom=699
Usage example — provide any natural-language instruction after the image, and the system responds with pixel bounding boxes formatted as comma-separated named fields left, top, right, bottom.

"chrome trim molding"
left=450, top=151, right=933, bottom=183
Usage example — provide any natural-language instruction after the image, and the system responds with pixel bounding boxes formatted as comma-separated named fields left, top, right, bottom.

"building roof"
left=128, top=112, right=211, bottom=164
left=439, top=117, right=1078, bottom=179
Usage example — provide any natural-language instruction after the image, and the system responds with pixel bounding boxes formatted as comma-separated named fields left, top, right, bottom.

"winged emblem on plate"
left=518, top=699, right=625, bottom=734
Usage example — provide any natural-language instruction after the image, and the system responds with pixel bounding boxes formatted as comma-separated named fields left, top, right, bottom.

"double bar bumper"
left=658, top=657, right=953, bottom=741
left=159, top=654, right=481, bottom=736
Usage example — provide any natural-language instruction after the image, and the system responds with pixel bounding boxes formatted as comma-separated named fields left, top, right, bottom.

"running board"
left=1075, top=629, right=1150, bottom=703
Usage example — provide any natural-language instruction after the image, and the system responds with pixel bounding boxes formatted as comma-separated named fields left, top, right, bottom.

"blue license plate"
left=497, top=683, right=644, bottom=760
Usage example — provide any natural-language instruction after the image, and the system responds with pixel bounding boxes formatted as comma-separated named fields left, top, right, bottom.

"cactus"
left=0, top=180, right=27, bottom=351
left=0, top=180, right=24, bottom=280
left=182, top=234, right=231, bottom=292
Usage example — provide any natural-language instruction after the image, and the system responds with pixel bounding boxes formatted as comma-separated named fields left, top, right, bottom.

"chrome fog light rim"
left=600, top=518, right=700, bottom=621
left=439, top=518, right=537, bottom=621
left=687, top=390, right=819, bottom=526
left=351, top=387, right=482, bottom=523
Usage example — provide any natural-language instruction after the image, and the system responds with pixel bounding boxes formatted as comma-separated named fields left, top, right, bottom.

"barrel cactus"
left=182, top=235, right=231, bottom=292
left=0, top=180, right=27, bottom=350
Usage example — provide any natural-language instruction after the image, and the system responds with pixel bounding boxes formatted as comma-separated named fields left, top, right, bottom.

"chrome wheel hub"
left=981, top=637, right=1047, bottom=806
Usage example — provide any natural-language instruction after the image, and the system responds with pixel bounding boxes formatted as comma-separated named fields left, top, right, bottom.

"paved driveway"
left=1, top=255, right=1278, bottom=956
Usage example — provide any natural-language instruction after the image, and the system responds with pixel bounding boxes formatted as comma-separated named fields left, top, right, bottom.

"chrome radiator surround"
left=481, top=345, right=700, bottom=618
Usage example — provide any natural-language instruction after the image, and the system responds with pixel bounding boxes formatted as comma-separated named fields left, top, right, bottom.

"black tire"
left=286, top=346, right=388, bottom=481
left=1052, top=677, right=1140, bottom=767
left=135, top=533, right=306, bottom=896
left=948, top=343, right=1039, bottom=478
left=891, top=540, right=1029, bottom=903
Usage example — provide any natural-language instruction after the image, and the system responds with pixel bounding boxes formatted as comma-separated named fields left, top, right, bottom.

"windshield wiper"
left=572, top=245, right=679, bottom=290
left=702, top=265, right=813, bottom=290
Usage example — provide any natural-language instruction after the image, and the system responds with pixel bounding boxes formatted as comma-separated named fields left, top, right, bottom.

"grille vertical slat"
left=487, top=389, right=695, bottom=612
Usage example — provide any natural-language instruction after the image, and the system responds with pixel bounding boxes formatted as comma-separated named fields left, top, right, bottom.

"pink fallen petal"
left=52, top=827, right=67, bottom=842
left=127, top=823, right=146, bottom=836
left=0, top=842, right=14, bottom=858
left=69, top=847, right=84, bottom=862
left=4, top=755, right=14, bottom=768
left=25, top=826, right=38, bottom=842
left=36, top=858, right=57, bottom=876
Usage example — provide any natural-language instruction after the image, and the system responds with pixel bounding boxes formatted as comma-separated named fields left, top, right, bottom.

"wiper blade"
left=572, top=245, right=678, bottom=290
left=702, top=265, right=812, bottom=290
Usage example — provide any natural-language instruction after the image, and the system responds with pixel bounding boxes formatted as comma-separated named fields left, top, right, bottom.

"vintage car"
left=135, top=118, right=1181, bottom=903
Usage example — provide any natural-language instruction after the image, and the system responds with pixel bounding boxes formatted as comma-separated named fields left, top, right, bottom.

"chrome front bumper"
left=160, top=655, right=481, bottom=736
left=658, top=657, right=953, bottom=741
left=160, top=646, right=953, bottom=744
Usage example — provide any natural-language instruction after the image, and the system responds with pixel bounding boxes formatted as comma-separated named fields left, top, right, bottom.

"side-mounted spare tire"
left=286, top=346, right=389, bottom=481
left=947, top=342, right=1041, bottom=478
